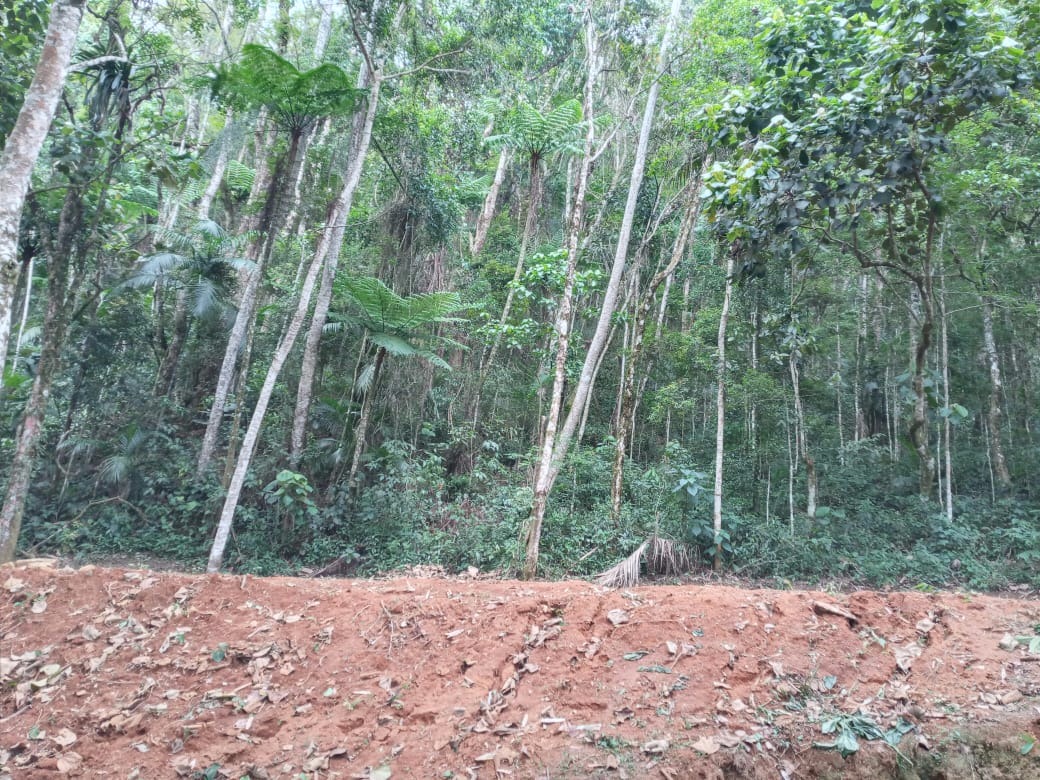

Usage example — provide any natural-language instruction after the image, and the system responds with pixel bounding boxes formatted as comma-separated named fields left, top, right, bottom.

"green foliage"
left=487, top=98, right=585, bottom=158
left=263, top=470, right=318, bottom=524
left=700, top=0, right=1036, bottom=263
left=0, top=0, right=48, bottom=137
left=125, top=220, right=253, bottom=318
left=213, top=44, right=362, bottom=132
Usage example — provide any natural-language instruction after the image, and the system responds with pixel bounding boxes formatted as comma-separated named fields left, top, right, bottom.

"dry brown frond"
left=595, top=534, right=691, bottom=589
left=595, top=540, right=647, bottom=589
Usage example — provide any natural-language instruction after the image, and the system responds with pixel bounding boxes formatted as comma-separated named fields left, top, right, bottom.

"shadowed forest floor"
left=2, top=561, right=1039, bottom=778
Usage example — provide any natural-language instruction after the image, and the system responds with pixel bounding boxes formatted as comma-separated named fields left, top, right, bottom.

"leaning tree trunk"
left=196, top=127, right=306, bottom=476
left=289, top=70, right=380, bottom=464
left=0, top=185, right=82, bottom=563
left=524, top=0, right=681, bottom=579
left=206, top=120, right=371, bottom=571
left=610, top=183, right=702, bottom=524
left=711, top=249, right=736, bottom=571
left=0, top=0, right=86, bottom=374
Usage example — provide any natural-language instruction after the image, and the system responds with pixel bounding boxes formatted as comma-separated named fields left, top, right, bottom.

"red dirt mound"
left=2, top=561, right=1038, bottom=779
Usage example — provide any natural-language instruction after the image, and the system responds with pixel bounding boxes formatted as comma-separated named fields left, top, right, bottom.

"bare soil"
left=2, top=560, right=1039, bottom=779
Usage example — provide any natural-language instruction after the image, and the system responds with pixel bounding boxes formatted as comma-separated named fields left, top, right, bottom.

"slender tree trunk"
left=908, top=272, right=936, bottom=496
left=346, top=345, right=386, bottom=489
left=470, top=146, right=509, bottom=257
left=789, top=350, right=817, bottom=519
left=0, top=0, right=86, bottom=374
left=470, top=152, right=543, bottom=429
left=712, top=250, right=736, bottom=570
left=524, top=0, right=682, bottom=578
left=206, top=118, right=373, bottom=571
left=154, top=288, right=189, bottom=396
left=0, top=185, right=82, bottom=563
left=854, top=272, right=867, bottom=440
left=197, top=127, right=306, bottom=475
left=939, top=265, right=953, bottom=521
left=981, top=295, right=1011, bottom=488
left=14, top=256, right=34, bottom=359
left=197, top=109, right=233, bottom=220
left=312, top=1, right=334, bottom=65
left=610, top=184, right=702, bottom=523
left=835, top=328, right=845, bottom=463
left=522, top=13, right=600, bottom=579
left=289, top=72, right=380, bottom=464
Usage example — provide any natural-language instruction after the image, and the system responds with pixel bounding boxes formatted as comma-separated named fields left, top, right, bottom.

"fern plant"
left=328, top=276, right=465, bottom=490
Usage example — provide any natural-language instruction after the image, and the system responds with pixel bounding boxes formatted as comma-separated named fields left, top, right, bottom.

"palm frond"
left=595, top=535, right=691, bottom=589
left=98, top=455, right=129, bottom=487
left=224, top=256, right=256, bottom=273
left=354, top=362, right=376, bottom=397
left=16, top=325, right=41, bottom=347
left=193, top=219, right=227, bottom=240
left=190, top=278, right=222, bottom=318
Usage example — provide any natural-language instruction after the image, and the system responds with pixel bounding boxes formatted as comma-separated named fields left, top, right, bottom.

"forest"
left=1, top=0, right=1039, bottom=587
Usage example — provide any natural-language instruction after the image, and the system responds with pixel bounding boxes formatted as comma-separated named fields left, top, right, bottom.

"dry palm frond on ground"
left=595, top=534, right=691, bottom=588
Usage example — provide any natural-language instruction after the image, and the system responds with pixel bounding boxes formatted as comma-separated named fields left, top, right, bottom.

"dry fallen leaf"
left=51, top=728, right=77, bottom=748
left=691, top=735, right=720, bottom=755
left=915, top=618, right=936, bottom=635
left=55, top=752, right=82, bottom=773
left=894, top=642, right=923, bottom=672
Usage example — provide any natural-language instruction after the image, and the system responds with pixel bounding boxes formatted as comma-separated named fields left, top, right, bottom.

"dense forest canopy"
left=1, top=0, right=1038, bottom=586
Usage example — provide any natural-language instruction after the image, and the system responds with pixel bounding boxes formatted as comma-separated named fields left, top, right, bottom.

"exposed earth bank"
left=2, top=561, right=1038, bottom=779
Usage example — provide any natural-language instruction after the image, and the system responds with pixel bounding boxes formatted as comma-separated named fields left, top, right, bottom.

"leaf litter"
left=1, top=561, right=1038, bottom=778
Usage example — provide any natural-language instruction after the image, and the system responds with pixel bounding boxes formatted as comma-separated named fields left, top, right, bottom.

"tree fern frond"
left=369, top=332, right=418, bottom=357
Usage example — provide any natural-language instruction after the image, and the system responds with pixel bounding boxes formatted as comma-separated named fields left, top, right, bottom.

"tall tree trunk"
left=610, top=183, right=702, bottom=524
left=712, top=249, right=736, bottom=570
left=197, top=127, right=307, bottom=475
left=0, top=0, right=86, bottom=374
left=789, top=348, right=817, bottom=519
left=0, top=185, right=82, bottom=563
left=522, top=12, right=601, bottom=579
left=939, top=264, right=953, bottom=521
left=524, top=0, right=682, bottom=577
left=981, top=295, right=1011, bottom=488
left=289, top=71, right=380, bottom=464
left=854, top=272, right=867, bottom=440
left=908, top=272, right=936, bottom=497
left=14, top=256, right=35, bottom=360
left=206, top=117, right=373, bottom=571
left=197, top=109, right=233, bottom=220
